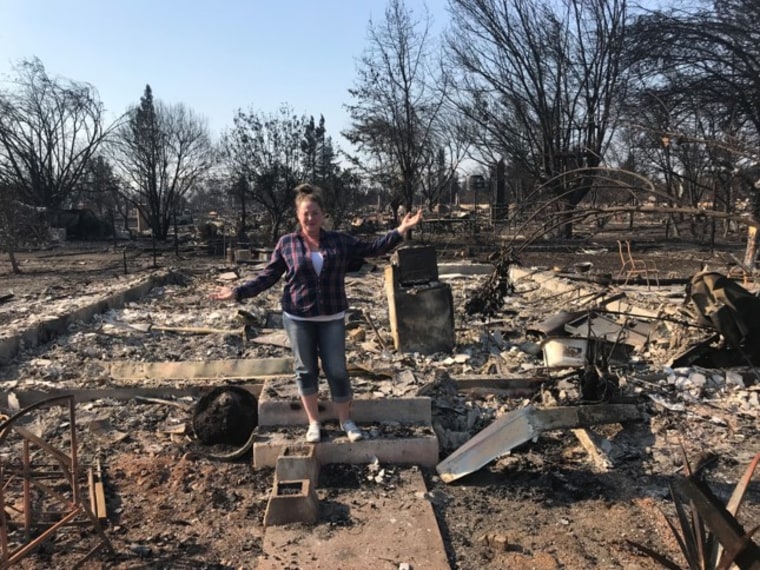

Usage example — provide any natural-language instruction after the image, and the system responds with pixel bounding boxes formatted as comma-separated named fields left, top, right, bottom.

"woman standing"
left=211, top=183, right=422, bottom=443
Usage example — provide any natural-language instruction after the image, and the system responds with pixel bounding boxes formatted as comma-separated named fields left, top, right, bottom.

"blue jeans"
left=282, top=314, right=352, bottom=403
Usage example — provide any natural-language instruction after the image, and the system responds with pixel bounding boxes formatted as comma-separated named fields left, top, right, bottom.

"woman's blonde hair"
left=294, top=183, right=325, bottom=211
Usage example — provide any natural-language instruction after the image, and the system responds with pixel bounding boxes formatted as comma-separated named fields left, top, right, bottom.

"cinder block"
left=275, top=445, right=319, bottom=485
left=391, top=245, right=438, bottom=285
left=263, top=479, right=319, bottom=526
left=235, top=248, right=251, bottom=262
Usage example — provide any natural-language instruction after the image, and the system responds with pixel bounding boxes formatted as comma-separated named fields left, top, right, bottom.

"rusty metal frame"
left=617, top=239, right=660, bottom=288
left=0, top=394, right=114, bottom=568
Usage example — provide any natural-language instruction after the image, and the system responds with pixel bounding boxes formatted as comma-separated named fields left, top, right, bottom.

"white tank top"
left=311, top=251, right=324, bottom=275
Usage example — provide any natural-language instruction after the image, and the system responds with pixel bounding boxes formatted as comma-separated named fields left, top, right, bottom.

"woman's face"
left=297, top=198, right=324, bottom=236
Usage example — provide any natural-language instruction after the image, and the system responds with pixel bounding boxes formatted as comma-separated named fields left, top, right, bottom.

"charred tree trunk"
left=7, top=250, right=20, bottom=274
left=559, top=209, right=574, bottom=239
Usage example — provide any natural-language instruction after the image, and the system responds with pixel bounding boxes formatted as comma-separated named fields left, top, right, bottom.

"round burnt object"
left=192, top=386, right=258, bottom=445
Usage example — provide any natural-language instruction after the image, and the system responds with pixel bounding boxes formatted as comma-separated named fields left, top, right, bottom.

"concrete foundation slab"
left=258, top=469, right=449, bottom=569
left=254, top=428, right=440, bottom=469
left=437, top=261, right=494, bottom=276
left=0, top=271, right=176, bottom=365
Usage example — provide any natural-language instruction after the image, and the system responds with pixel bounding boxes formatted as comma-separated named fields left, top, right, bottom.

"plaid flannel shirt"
left=234, top=228, right=402, bottom=317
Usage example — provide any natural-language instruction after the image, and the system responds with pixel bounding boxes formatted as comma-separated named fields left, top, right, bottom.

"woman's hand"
left=210, top=286, right=236, bottom=301
left=397, top=209, right=423, bottom=236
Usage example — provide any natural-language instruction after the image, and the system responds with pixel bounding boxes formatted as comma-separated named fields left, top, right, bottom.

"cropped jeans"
left=282, top=313, right=352, bottom=403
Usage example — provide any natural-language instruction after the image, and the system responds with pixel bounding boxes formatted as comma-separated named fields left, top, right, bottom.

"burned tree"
left=344, top=0, right=447, bottom=220
left=301, top=117, right=361, bottom=232
left=0, top=58, right=112, bottom=259
left=445, top=0, right=629, bottom=238
left=0, top=184, right=46, bottom=273
left=110, top=85, right=213, bottom=240
left=628, top=0, right=760, bottom=266
left=0, top=58, right=111, bottom=210
left=221, top=105, right=308, bottom=243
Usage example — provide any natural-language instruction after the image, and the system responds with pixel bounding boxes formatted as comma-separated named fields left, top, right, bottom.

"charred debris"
left=0, top=232, right=758, bottom=566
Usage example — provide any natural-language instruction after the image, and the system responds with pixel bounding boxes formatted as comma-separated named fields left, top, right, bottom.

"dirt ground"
left=0, top=230, right=758, bottom=570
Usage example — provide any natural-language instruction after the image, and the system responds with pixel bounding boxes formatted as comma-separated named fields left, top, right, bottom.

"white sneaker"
left=306, top=422, right=321, bottom=443
left=341, top=420, right=363, bottom=442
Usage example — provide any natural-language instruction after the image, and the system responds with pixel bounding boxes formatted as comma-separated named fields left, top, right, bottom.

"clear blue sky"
left=0, top=0, right=449, bottom=151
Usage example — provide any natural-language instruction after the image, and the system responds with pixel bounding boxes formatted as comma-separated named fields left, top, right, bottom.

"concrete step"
left=258, top=377, right=431, bottom=427
left=253, top=425, right=439, bottom=468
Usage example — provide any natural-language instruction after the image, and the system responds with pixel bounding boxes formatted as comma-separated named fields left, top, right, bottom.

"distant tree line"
left=3, top=0, right=760, bottom=271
